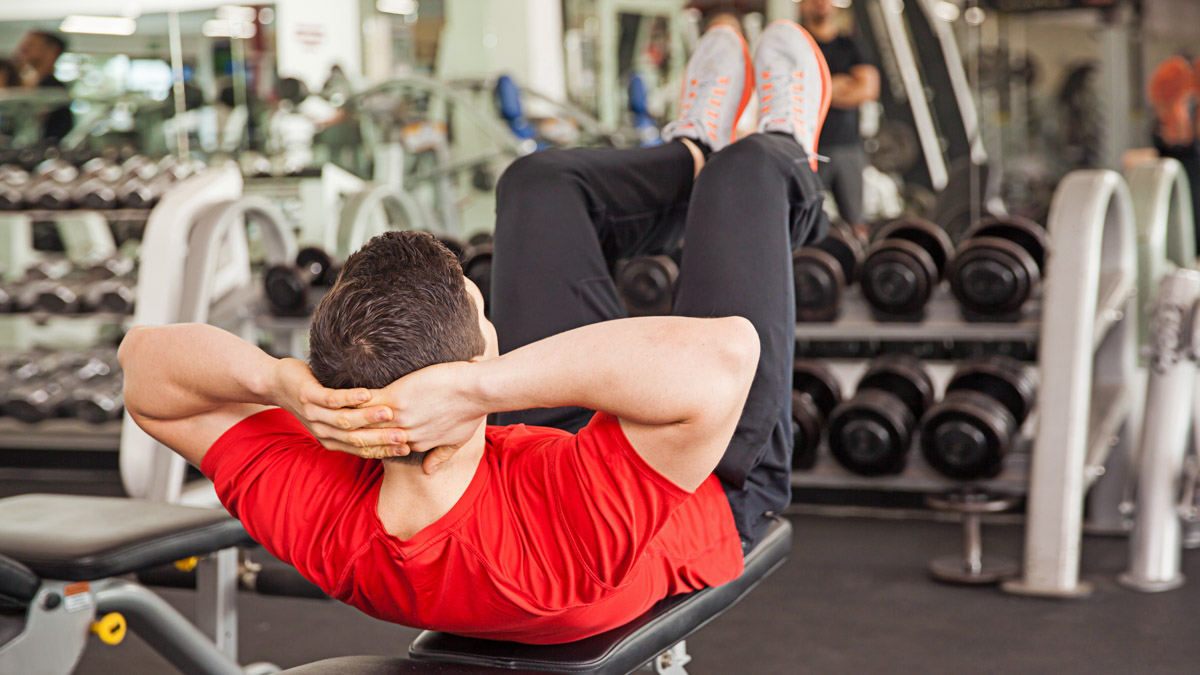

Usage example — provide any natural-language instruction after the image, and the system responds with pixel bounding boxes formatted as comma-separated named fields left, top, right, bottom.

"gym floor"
left=4, top=467, right=1200, bottom=674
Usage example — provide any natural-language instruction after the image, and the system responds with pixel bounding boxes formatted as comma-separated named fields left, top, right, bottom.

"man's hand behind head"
left=271, top=358, right=411, bottom=459
left=351, top=360, right=489, bottom=474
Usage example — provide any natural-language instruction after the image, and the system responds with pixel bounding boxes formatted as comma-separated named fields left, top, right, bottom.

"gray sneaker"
left=755, top=20, right=832, bottom=171
left=661, top=25, right=753, bottom=152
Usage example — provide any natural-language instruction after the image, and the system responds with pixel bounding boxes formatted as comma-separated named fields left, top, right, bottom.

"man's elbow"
left=117, top=325, right=147, bottom=370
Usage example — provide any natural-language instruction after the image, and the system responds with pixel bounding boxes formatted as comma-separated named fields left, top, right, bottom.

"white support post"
left=196, top=547, right=240, bottom=662
left=1002, top=170, right=1137, bottom=598
left=1119, top=270, right=1200, bottom=592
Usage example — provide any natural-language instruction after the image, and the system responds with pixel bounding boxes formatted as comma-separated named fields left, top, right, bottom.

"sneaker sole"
left=766, top=20, right=833, bottom=172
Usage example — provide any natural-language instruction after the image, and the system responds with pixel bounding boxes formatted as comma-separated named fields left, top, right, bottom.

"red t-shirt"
left=201, top=408, right=743, bottom=644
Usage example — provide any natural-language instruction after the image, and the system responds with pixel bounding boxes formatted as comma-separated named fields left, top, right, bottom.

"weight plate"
left=828, top=389, right=913, bottom=476
left=875, top=218, right=954, bottom=275
left=858, top=354, right=935, bottom=419
left=949, top=237, right=1039, bottom=316
left=818, top=226, right=866, bottom=283
left=920, top=390, right=1015, bottom=481
left=862, top=240, right=937, bottom=316
left=793, top=248, right=846, bottom=322
left=793, top=359, right=842, bottom=419
left=792, top=390, right=822, bottom=470
left=946, top=356, right=1036, bottom=424
left=965, top=216, right=1049, bottom=272
left=617, top=255, right=678, bottom=316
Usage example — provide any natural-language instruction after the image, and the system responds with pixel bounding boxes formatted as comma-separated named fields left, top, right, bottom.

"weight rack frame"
left=792, top=167, right=1158, bottom=599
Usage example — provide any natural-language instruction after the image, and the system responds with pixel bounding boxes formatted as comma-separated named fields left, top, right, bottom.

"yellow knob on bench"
left=92, top=612, right=127, bottom=645
left=174, top=556, right=200, bottom=572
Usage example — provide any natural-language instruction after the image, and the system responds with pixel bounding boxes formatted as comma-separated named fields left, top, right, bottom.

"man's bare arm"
left=364, top=316, right=760, bottom=491
left=831, top=64, right=880, bottom=110
left=119, top=324, right=405, bottom=465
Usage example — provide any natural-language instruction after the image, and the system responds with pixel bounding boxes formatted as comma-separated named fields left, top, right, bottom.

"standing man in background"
left=12, top=30, right=73, bottom=142
left=801, top=0, right=879, bottom=241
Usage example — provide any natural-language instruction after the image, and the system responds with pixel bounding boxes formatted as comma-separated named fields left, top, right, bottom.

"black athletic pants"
left=491, top=133, right=830, bottom=550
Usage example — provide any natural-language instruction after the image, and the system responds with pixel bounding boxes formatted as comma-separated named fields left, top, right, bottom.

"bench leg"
left=646, top=640, right=692, bottom=675
left=94, top=579, right=244, bottom=675
left=196, top=547, right=239, bottom=661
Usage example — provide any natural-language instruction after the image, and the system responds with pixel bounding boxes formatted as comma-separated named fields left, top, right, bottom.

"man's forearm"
left=119, top=324, right=278, bottom=421
left=831, top=69, right=880, bottom=109
left=470, top=316, right=758, bottom=426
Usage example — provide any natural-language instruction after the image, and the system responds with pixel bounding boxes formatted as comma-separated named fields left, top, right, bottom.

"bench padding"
left=0, top=553, right=39, bottom=608
left=0, top=494, right=253, bottom=581
left=407, top=516, right=792, bottom=674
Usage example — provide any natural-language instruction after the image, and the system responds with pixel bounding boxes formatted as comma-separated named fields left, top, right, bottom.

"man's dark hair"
left=308, top=231, right=486, bottom=465
left=32, top=31, right=67, bottom=56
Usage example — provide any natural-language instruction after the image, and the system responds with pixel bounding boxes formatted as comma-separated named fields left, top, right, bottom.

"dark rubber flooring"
left=4, top=471, right=1200, bottom=674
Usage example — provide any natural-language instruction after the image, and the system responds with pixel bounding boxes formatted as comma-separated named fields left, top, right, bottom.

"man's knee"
left=699, top=135, right=787, bottom=186
left=495, top=151, right=590, bottom=238
left=497, top=150, right=583, bottom=202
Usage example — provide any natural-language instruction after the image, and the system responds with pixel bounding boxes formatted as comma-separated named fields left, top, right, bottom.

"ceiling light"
left=216, top=5, right=257, bottom=23
left=60, top=15, right=137, bottom=36
left=377, top=0, right=418, bottom=15
left=203, top=19, right=257, bottom=39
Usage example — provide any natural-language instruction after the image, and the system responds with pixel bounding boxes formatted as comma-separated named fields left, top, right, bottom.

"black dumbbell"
left=860, top=218, right=954, bottom=318
left=791, top=360, right=842, bottom=470
left=617, top=255, right=679, bottom=317
left=468, top=232, right=494, bottom=247
left=827, top=355, right=935, bottom=476
left=0, top=165, right=28, bottom=210
left=264, top=247, right=341, bottom=316
left=74, top=159, right=124, bottom=210
left=13, top=278, right=87, bottom=314
left=920, top=356, right=1035, bottom=481
left=83, top=278, right=137, bottom=314
left=462, top=243, right=494, bottom=318
left=85, top=255, right=136, bottom=281
left=794, top=225, right=865, bottom=322
left=24, top=256, right=74, bottom=281
left=948, top=216, right=1048, bottom=318
left=2, top=351, right=103, bottom=422
left=25, top=159, right=79, bottom=210
left=70, top=372, right=124, bottom=424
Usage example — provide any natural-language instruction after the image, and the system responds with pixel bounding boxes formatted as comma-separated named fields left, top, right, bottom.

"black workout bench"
left=282, top=517, right=793, bottom=675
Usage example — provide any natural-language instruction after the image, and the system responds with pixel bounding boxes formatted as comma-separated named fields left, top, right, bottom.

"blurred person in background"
left=801, top=0, right=879, bottom=241
left=0, top=58, right=17, bottom=140
left=1141, top=55, right=1200, bottom=243
left=12, top=30, right=73, bottom=142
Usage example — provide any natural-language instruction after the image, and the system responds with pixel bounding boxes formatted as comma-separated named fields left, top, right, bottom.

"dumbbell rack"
left=0, top=207, right=148, bottom=452
left=792, top=168, right=1142, bottom=599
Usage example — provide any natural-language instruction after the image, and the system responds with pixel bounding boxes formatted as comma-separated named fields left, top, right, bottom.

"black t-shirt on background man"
left=39, top=73, right=73, bottom=142
left=815, top=35, right=868, bottom=149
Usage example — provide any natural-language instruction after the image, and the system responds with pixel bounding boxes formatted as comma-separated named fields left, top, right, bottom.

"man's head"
left=307, top=231, right=493, bottom=464
left=14, top=31, right=67, bottom=83
left=800, top=0, right=836, bottom=24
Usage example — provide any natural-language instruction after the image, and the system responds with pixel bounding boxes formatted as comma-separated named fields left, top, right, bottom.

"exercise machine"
left=0, top=494, right=276, bottom=674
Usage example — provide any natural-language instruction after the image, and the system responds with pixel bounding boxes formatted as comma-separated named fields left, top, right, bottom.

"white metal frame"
left=1002, top=170, right=1138, bottom=598
left=120, top=170, right=298, bottom=504
left=1119, top=270, right=1200, bottom=592
left=1087, top=159, right=1198, bottom=533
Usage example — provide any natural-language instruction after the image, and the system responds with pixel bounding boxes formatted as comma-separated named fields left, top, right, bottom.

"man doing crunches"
left=120, top=20, right=831, bottom=644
